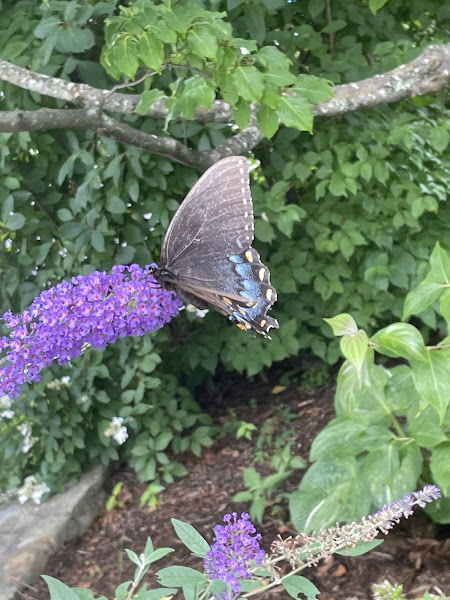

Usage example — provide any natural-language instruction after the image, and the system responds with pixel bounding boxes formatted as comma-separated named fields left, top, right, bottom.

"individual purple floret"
left=0, top=265, right=182, bottom=397
left=204, top=512, right=265, bottom=598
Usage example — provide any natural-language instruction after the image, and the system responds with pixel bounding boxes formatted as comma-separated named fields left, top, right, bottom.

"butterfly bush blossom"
left=271, top=485, right=442, bottom=568
left=204, top=512, right=265, bottom=597
left=0, top=265, right=182, bottom=398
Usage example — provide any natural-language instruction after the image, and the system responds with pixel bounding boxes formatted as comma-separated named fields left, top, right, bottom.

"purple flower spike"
left=0, top=265, right=182, bottom=397
left=204, top=512, right=265, bottom=598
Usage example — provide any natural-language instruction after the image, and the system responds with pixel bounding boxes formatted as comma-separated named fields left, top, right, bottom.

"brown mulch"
left=21, top=366, right=450, bottom=600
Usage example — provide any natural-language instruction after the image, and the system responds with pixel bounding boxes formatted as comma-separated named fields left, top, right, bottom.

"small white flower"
left=0, top=410, right=15, bottom=419
left=240, top=46, right=250, bottom=55
left=5, top=238, right=12, bottom=249
left=186, top=304, right=209, bottom=318
left=0, top=395, right=12, bottom=409
left=61, top=376, right=71, bottom=385
left=17, top=475, right=50, bottom=504
left=105, top=417, right=129, bottom=445
left=18, top=422, right=37, bottom=452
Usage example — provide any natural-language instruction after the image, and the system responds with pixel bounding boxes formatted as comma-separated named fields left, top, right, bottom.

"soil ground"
left=21, top=364, right=450, bottom=600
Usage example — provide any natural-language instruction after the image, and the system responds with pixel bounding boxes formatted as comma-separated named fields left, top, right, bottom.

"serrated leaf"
left=137, top=34, right=164, bottom=72
left=283, top=575, right=320, bottom=600
left=279, top=95, right=313, bottom=133
left=324, top=313, right=358, bottom=336
left=171, top=519, right=210, bottom=557
left=136, top=90, right=166, bottom=115
left=257, top=105, right=279, bottom=138
left=294, top=75, right=333, bottom=104
left=232, top=66, right=264, bottom=101
left=372, top=323, right=427, bottom=362
left=257, top=46, right=296, bottom=86
left=232, top=99, right=251, bottom=130
left=187, top=27, right=218, bottom=59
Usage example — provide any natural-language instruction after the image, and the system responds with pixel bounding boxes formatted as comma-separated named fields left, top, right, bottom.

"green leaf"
left=336, top=540, right=383, bottom=556
left=322, top=20, right=347, bottom=33
left=403, top=283, right=444, bottom=320
left=283, top=575, right=320, bottom=599
left=324, top=313, right=358, bottom=336
left=42, top=576, right=81, bottom=600
left=372, top=323, right=427, bottom=362
left=369, top=0, right=389, bottom=14
left=111, top=38, right=139, bottom=79
left=157, top=565, right=206, bottom=587
left=56, top=26, right=95, bottom=53
left=257, top=46, right=296, bottom=87
left=5, top=212, right=26, bottom=231
left=245, top=4, right=266, bottom=44
left=171, top=519, right=210, bottom=557
left=178, top=76, right=215, bottom=119
left=136, top=90, right=166, bottom=115
left=137, top=33, right=164, bottom=72
left=232, top=66, right=264, bottom=102
left=429, top=242, right=450, bottom=284
left=408, top=406, right=448, bottom=448
left=340, top=329, right=369, bottom=372
left=279, top=96, right=313, bottom=133
left=429, top=128, right=450, bottom=152
left=430, top=443, right=450, bottom=495
left=411, top=348, right=450, bottom=422
left=106, top=196, right=127, bottom=214
left=257, top=106, right=279, bottom=138
left=187, top=27, right=218, bottom=59
left=4, top=176, right=21, bottom=190
left=35, top=17, right=62, bottom=39
left=91, top=231, right=105, bottom=253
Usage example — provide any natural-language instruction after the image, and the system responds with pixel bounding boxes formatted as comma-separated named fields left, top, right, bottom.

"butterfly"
left=150, top=156, right=279, bottom=337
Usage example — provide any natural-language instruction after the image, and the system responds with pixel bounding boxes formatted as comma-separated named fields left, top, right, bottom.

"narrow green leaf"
left=41, top=576, right=81, bottom=600
left=336, top=539, right=383, bottom=556
left=171, top=519, right=210, bottom=557
left=157, top=565, right=206, bottom=587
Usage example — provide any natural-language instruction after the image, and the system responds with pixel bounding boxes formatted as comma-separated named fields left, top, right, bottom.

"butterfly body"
left=150, top=156, right=278, bottom=337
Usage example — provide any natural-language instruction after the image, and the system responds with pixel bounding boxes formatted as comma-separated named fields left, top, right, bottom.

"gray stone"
left=0, top=464, right=108, bottom=600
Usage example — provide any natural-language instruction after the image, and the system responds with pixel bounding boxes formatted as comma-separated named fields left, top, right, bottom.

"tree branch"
left=0, top=42, right=449, bottom=167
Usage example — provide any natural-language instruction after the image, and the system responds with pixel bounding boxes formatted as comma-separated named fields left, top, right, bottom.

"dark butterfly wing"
left=161, top=156, right=254, bottom=268
left=159, top=156, right=278, bottom=337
